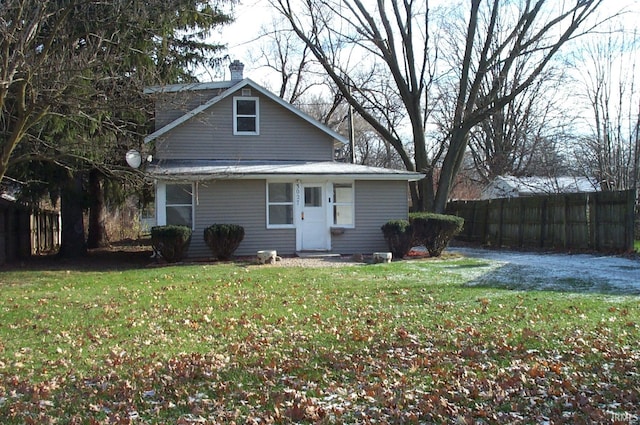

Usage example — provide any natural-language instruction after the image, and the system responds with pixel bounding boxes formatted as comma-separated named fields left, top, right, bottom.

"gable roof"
left=144, top=79, right=349, bottom=145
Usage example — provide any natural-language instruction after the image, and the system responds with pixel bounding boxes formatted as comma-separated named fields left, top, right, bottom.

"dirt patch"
left=2, top=239, right=154, bottom=272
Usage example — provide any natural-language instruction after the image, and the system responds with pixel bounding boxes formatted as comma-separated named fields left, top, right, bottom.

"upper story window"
left=233, top=96, right=259, bottom=135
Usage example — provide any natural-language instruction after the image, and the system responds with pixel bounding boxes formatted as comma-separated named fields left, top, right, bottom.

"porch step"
left=295, top=251, right=341, bottom=258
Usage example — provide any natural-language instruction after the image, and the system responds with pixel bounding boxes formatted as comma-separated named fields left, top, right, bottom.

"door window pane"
left=304, top=187, right=322, bottom=207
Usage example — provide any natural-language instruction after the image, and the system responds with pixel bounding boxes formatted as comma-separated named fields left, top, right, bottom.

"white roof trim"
left=146, top=160, right=425, bottom=182
left=143, top=81, right=235, bottom=94
left=144, top=79, right=348, bottom=145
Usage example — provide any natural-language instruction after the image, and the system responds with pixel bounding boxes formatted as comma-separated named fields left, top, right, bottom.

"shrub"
left=151, top=225, right=192, bottom=263
left=410, top=212, right=464, bottom=257
left=204, top=224, right=245, bottom=260
left=381, top=220, right=413, bottom=259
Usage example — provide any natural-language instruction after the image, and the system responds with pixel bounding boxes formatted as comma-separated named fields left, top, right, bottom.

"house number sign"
left=295, top=181, right=301, bottom=206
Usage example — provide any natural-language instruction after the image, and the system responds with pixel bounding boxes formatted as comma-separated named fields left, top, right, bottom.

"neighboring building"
left=144, top=61, right=423, bottom=258
left=480, top=175, right=599, bottom=200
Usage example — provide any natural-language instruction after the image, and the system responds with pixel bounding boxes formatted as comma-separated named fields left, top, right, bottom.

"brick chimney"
left=229, top=60, right=245, bottom=81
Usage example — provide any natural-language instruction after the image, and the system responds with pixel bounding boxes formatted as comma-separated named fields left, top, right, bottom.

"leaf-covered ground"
left=0, top=253, right=638, bottom=424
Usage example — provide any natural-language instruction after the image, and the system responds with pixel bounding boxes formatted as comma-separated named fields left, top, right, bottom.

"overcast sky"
left=204, top=0, right=640, bottom=84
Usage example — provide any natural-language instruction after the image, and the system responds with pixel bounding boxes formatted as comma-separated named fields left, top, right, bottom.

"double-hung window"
left=267, top=182, right=293, bottom=227
left=233, top=97, right=259, bottom=135
left=165, top=183, right=193, bottom=228
left=332, top=183, right=354, bottom=227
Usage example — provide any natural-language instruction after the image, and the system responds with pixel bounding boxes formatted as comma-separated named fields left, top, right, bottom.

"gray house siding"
left=154, top=89, right=222, bottom=129
left=183, top=178, right=409, bottom=259
left=154, top=92, right=334, bottom=162
left=330, top=180, right=408, bottom=254
left=188, top=179, right=295, bottom=258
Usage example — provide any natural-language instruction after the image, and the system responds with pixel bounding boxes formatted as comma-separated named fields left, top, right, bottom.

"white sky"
left=201, top=0, right=276, bottom=82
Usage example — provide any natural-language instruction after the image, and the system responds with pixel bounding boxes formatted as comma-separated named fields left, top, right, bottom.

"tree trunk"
left=434, top=127, right=469, bottom=213
left=87, top=169, right=109, bottom=248
left=58, top=173, right=87, bottom=258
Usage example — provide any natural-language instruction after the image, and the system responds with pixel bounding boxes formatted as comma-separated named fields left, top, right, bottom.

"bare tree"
left=250, top=17, right=326, bottom=104
left=467, top=68, right=571, bottom=183
left=572, top=25, right=640, bottom=192
left=433, top=14, right=573, bottom=186
left=271, top=0, right=605, bottom=212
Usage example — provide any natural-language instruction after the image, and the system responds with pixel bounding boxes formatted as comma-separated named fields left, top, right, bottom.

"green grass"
left=635, top=239, right=640, bottom=252
left=0, top=258, right=638, bottom=423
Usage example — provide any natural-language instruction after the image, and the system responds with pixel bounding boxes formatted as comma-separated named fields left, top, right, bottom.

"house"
left=480, top=175, right=599, bottom=200
left=144, top=61, right=424, bottom=258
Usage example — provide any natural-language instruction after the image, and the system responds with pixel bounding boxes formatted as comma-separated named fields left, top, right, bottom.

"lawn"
left=0, top=256, right=638, bottom=424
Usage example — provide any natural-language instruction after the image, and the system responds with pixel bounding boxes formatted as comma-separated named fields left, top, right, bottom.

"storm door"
left=299, top=184, right=328, bottom=250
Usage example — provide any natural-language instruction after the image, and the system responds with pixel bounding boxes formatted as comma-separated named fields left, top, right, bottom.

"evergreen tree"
left=2, top=0, right=233, bottom=256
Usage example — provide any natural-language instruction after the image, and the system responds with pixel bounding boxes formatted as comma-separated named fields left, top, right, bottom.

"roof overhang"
left=146, top=160, right=425, bottom=182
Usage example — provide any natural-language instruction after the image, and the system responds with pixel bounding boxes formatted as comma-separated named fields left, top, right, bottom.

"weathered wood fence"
left=0, top=200, right=60, bottom=264
left=446, top=190, right=636, bottom=252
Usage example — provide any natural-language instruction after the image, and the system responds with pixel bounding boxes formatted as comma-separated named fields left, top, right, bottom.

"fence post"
left=469, top=201, right=476, bottom=241
left=518, top=198, right=525, bottom=248
left=540, top=197, right=547, bottom=249
left=562, top=195, right=569, bottom=249
left=483, top=199, right=491, bottom=245
left=625, top=189, right=636, bottom=251
left=589, top=193, right=597, bottom=251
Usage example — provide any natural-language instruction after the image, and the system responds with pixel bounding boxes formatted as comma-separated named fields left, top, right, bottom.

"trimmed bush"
left=381, top=220, right=413, bottom=259
left=204, top=224, right=245, bottom=260
left=151, top=225, right=192, bottom=263
left=410, top=212, right=464, bottom=257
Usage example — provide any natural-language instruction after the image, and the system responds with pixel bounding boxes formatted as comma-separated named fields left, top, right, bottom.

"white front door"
left=299, top=184, right=328, bottom=250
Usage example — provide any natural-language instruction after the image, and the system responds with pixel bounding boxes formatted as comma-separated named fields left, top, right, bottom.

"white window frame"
left=331, top=182, right=355, bottom=228
left=266, top=181, right=295, bottom=229
left=233, top=96, right=259, bottom=135
left=157, top=182, right=194, bottom=229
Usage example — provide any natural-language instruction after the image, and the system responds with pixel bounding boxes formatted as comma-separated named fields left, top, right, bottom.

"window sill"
left=267, top=225, right=295, bottom=230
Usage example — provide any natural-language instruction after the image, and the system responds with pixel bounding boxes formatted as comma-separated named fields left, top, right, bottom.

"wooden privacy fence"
left=31, top=209, right=61, bottom=255
left=0, top=200, right=60, bottom=264
left=446, top=190, right=636, bottom=252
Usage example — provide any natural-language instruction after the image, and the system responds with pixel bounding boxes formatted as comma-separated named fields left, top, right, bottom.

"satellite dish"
left=125, top=149, right=142, bottom=169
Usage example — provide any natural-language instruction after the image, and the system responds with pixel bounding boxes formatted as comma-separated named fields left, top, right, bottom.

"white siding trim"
left=156, top=182, right=167, bottom=226
left=233, top=96, right=260, bottom=135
